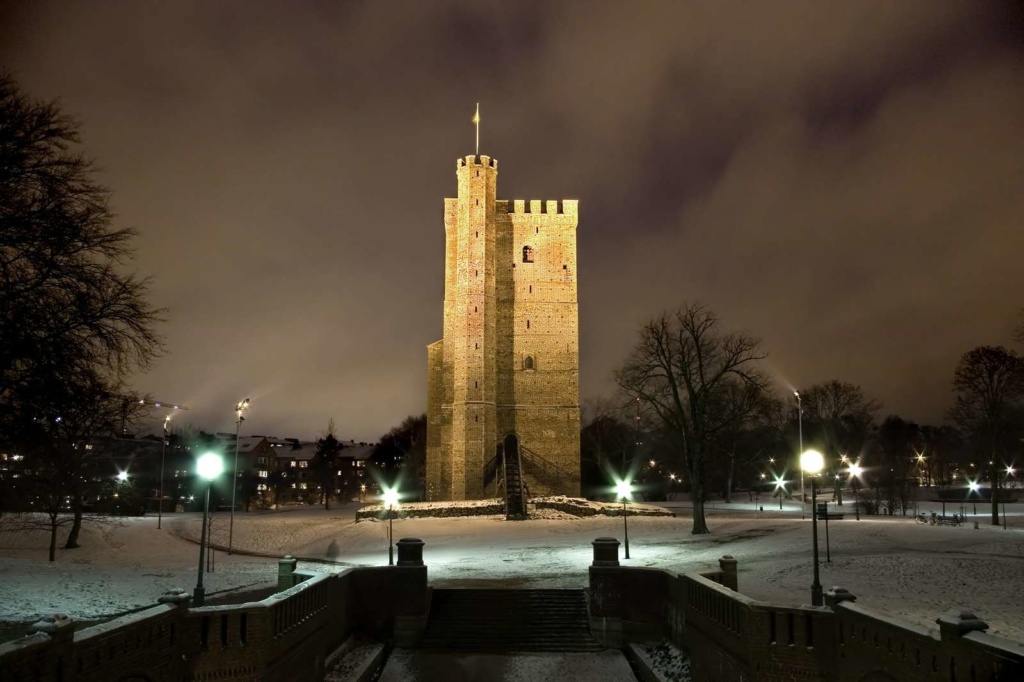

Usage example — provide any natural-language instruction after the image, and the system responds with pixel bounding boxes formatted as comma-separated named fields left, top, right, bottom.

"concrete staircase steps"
left=417, top=589, right=605, bottom=652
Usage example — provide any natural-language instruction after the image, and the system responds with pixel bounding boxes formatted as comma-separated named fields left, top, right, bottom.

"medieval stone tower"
left=425, top=153, right=580, bottom=501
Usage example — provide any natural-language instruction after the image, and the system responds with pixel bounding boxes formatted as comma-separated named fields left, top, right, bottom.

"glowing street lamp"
left=848, top=463, right=863, bottom=520
left=1004, top=467, right=1015, bottom=530
left=794, top=391, right=805, bottom=519
left=968, top=479, right=980, bottom=516
left=774, top=475, right=786, bottom=510
left=116, top=470, right=129, bottom=483
left=800, top=449, right=824, bottom=606
left=228, top=398, right=250, bottom=555
left=383, top=486, right=399, bottom=565
left=615, top=479, right=632, bottom=559
left=194, top=452, right=224, bottom=606
left=158, top=414, right=171, bottom=530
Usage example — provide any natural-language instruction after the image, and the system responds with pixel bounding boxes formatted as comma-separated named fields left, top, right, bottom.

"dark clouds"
left=2, top=1, right=1022, bottom=439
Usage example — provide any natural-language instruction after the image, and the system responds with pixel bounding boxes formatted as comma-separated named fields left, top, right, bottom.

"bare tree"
left=312, top=419, right=343, bottom=510
left=0, top=74, right=163, bottom=557
left=948, top=346, right=1024, bottom=525
left=615, top=302, right=769, bottom=534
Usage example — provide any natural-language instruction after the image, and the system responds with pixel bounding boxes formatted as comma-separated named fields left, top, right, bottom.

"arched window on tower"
left=522, top=245, right=534, bottom=263
left=524, top=356, right=535, bottom=371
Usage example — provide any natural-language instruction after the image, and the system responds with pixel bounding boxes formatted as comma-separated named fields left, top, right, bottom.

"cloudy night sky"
left=2, top=1, right=1022, bottom=441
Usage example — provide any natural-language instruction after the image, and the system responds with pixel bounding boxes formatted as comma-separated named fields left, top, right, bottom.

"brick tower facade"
left=426, top=154, right=580, bottom=501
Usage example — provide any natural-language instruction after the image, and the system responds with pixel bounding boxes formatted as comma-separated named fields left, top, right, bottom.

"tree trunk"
left=690, top=477, right=711, bottom=534
left=992, top=468, right=1000, bottom=525
left=64, top=502, right=83, bottom=549
left=48, top=515, right=58, bottom=562
left=724, top=452, right=735, bottom=504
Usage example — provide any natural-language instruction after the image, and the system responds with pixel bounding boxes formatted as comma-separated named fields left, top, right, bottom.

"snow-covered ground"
left=1, top=500, right=1022, bottom=643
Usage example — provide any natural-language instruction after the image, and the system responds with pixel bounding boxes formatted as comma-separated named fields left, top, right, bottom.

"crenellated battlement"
left=508, top=199, right=578, bottom=217
left=457, top=155, right=498, bottom=171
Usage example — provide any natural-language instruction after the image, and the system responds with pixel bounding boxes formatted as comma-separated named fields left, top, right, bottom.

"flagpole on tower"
left=473, top=103, right=480, bottom=156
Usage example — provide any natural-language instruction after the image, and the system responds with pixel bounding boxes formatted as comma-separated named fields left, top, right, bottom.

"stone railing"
left=0, top=538, right=430, bottom=682
left=587, top=537, right=1024, bottom=682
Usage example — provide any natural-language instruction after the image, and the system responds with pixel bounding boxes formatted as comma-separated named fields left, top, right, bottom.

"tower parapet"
left=457, top=155, right=498, bottom=171
left=509, top=199, right=578, bottom=217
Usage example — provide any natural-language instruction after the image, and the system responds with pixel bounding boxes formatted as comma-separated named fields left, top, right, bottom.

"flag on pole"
left=473, top=103, right=480, bottom=155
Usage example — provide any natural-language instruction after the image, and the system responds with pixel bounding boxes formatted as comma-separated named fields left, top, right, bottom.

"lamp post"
left=1005, top=467, right=1014, bottom=530
left=801, top=449, right=824, bottom=606
left=969, top=479, right=979, bottom=517
left=616, top=479, right=632, bottom=559
left=775, top=476, right=786, bottom=510
left=228, top=398, right=249, bottom=555
left=194, top=452, right=224, bottom=607
left=383, top=487, right=399, bottom=565
left=795, top=391, right=804, bottom=519
left=848, top=463, right=863, bottom=521
left=158, top=415, right=171, bottom=530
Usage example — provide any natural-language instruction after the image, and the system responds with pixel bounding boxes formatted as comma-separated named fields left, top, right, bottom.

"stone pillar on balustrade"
left=277, top=555, right=298, bottom=592
left=718, top=555, right=738, bottom=591
left=393, top=538, right=430, bottom=647
left=588, top=537, right=623, bottom=648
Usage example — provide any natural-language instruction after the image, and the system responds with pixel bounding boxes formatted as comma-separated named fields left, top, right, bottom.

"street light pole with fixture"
left=795, top=391, right=804, bottom=519
left=158, top=415, right=171, bottom=530
left=194, top=452, right=224, bottom=607
left=383, top=487, right=399, bottom=565
left=616, top=480, right=632, bottom=559
left=228, top=398, right=249, bottom=555
left=801, top=449, right=825, bottom=606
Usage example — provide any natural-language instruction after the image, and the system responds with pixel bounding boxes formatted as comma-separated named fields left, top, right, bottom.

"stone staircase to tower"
left=503, top=452, right=526, bottom=519
left=416, top=589, right=605, bottom=652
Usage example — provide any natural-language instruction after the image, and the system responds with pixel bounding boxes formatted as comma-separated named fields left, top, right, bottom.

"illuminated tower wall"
left=426, top=154, right=580, bottom=501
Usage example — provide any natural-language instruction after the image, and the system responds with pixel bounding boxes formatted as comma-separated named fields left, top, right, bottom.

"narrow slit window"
left=527, top=319, right=530, bottom=330
left=524, top=356, right=534, bottom=370
left=474, top=306, right=477, bottom=313
left=529, top=285, right=532, bottom=293
left=475, top=199, right=479, bottom=206
left=522, top=246, right=534, bottom=263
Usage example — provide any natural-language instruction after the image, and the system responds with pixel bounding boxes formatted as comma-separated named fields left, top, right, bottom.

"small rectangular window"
left=563, top=264, right=567, bottom=269
left=527, top=320, right=531, bottom=330
left=529, top=285, right=532, bottom=293
left=476, top=199, right=479, bottom=206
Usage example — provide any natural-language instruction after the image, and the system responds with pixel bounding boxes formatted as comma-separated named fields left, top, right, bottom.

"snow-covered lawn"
left=2, top=500, right=1022, bottom=643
